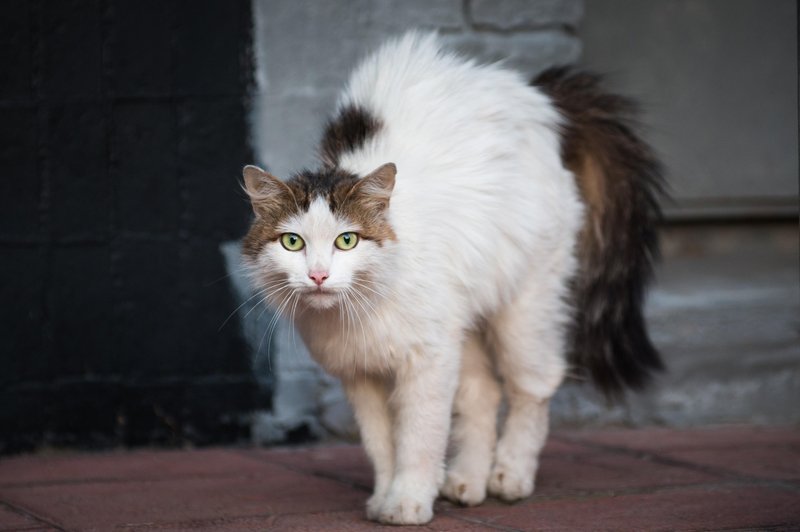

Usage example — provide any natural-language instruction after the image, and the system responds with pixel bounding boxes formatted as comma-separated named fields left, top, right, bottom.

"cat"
left=241, top=31, right=664, bottom=525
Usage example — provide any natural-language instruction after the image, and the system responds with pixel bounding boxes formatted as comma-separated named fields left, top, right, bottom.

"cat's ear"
left=352, top=163, right=396, bottom=209
left=242, top=165, right=294, bottom=217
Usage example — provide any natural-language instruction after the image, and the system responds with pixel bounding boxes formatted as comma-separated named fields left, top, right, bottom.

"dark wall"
left=0, top=0, right=262, bottom=453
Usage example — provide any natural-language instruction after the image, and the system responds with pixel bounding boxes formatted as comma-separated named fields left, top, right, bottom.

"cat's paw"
left=487, top=463, right=534, bottom=502
left=375, top=485, right=434, bottom=525
left=365, top=492, right=386, bottom=521
left=441, top=470, right=487, bottom=506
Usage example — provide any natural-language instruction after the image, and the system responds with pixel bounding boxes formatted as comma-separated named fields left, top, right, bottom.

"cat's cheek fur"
left=262, top=244, right=306, bottom=287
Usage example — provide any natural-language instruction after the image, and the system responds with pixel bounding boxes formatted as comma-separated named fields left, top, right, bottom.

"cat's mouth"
left=303, top=286, right=337, bottom=295
left=300, top=286, right=340, bottom=309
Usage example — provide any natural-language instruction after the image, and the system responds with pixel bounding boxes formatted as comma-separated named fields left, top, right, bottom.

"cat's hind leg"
left=485, top=269, right=570, bottom=502
left=441, top=331, right=501, bottom=506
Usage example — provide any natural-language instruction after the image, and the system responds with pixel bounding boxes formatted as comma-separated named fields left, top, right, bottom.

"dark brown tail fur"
left=533, top=67, right=666, bottom=398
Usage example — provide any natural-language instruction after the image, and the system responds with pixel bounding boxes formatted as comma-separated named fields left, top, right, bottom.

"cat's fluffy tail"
left=534, top=68, right=666, bottom=398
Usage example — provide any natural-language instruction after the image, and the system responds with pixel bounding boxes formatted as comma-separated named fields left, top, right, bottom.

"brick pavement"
left=1, top=425, right=798, bottom=531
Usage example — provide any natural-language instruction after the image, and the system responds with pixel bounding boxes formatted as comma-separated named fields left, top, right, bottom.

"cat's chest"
left=295, top=308, right=415, bottom=377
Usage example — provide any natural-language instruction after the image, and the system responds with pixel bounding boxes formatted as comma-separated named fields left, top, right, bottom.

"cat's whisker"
left=350, top=285, right=395, bottom=364
left=257, top=286, right=297, bottom=366
left=341, top=291, right=359, bottom=380
left=341, top=294, right=358, bottom=381
left=350, top=286, right=380, bottom=317
left=244, top=283, right=291, bottom=322
left=288, top=289, right=302, bottom=355
left=339, top=292, right=354, bottom=373
left=218, top=285, right=274, bottom=332
left=352, top=277, right=398, bottom=300
left=343, top=286, right=370, bottom=382
left=203, top=261, right=263, bottom=288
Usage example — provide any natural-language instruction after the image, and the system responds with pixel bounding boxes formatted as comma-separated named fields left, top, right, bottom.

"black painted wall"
left=0, top=0, right=262, bottom=453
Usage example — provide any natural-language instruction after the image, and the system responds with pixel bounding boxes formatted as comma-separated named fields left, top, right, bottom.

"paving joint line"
left=0, top=471, right=259, bottom=490
left=552, top=434, right=800, bottom=494
left=441, top=510, right=526, bottom=532
left=0, top=499, right=67, bottom=532
left=232, top=449, right=372, bottom=492
left=115, top=512, right=276, bottom=530
left=713, top=523, right=800, bottom=531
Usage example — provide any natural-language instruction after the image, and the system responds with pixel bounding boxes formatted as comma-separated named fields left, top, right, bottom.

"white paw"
left=487, top=463, right=534, bottom=502
left=441, top=470, right=487, bottom=506
left=375, top=488, right=434, bottom=525
left=366, top=492, right=386, bottom=521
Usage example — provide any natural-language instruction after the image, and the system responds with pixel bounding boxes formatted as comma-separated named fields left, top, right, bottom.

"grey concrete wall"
left=579, top=0, right=799, bottom=220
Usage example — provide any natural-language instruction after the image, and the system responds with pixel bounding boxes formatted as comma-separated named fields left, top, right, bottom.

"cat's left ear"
left=352, top=163, right=396, bottom=209
left=242, top=165, right=295, bottom=218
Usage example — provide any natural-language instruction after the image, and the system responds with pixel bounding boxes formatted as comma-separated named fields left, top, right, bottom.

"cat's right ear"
left=242, top=165, right=293, bottom=218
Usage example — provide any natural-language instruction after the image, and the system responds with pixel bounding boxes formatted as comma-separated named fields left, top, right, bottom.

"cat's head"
left=241, top=163, right=397, bottom=311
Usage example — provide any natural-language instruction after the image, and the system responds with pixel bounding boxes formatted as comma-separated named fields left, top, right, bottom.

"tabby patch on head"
left=241, top=163, right=397, bottom=310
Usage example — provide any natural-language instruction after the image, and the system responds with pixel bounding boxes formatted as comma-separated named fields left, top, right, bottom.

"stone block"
left=179, top=98, right=251, bottom=239
left=113, top=101, right=179, bottom=235
left=173, top=0, right=247, bottom=96
left=0, top=0, right=33, bottom=100
left=457, top=485, right=800, bottom=531
left=536, top=447, right=717, bottom=494
left=0, top=107, right=39, bottom=239
left=41, top=0, right=103, bottom=98
left=0, top=248, right=47, bottom=386
left=0, top=506, right=41, bottom=530
left=50, top=245, right=116, bottom=376
left=182, top=379, right=258, bottom=443
left=254, top=444, right=372, bottom=489
left=48, top=103, right=110, bottom=241
left=665, top=445, right=800, bottom=481
left=0, top=464, right=363, bottom=530
left=568, top=425, right=800, bottom=452
left=442, top=30, right=582, bottom=77
left=179, top=238, right=249, bottom=376
left=112, top=238, right=184, bottom=376
left=251, top=89, right=338, bottom=178
left=367, top=0, right=465, bottom=31
left=470, top=0, right=583, bottom=30
left=107, top=0, right=171, bottom=97
left=253, top=0, right=462, bottom=95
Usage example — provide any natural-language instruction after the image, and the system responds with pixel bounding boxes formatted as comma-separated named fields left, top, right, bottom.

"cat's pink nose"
left=309, top=271, right=329, bottom=286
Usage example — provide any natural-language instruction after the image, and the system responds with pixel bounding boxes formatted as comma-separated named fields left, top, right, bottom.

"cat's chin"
left=302, top=291, right=340, bottom=310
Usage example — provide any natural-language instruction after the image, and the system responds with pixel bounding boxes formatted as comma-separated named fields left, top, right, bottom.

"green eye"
left=280, top=233, right=305, bottom=251
left=335, top=232, right=359, bottom=250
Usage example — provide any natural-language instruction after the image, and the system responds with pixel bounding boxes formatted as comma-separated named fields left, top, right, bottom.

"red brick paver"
left=0, top=426, right=798, bottom=531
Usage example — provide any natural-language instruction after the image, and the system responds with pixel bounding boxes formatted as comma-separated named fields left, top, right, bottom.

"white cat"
left=242, top=32, right=663, bottom=525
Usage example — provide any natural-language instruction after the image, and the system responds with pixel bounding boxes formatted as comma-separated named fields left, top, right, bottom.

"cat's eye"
left=335, top=232, right=359, bottom=250
left=280, top=233, right=305, bottom=251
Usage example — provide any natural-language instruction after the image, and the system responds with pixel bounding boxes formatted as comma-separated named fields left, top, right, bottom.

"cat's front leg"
left=342, top=376, right=394, bottom=520
left=441, top=332, right=501, bottom=506
left=377, top=345, right=459, bottom=525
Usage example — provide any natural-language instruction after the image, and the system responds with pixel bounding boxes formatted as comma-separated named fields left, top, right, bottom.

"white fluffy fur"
left=251, top=32, right=583, bottom=524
